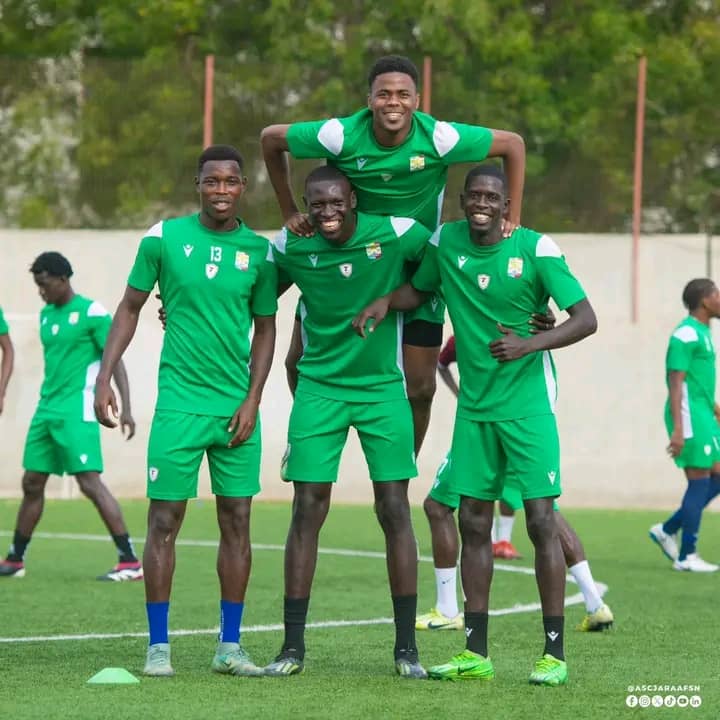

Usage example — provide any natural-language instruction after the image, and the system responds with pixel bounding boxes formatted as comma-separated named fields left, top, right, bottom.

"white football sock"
left=497, top=515, right=515, bottom=544
left=569, top=560, right=603, bottom=612
left=435, top=566, right=459, bottom=618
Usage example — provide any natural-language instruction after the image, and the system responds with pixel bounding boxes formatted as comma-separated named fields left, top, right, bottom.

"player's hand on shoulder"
left=286, top=212, right=314, bottom=237
left=502, top=219, right=519, bottom=238
left=94, top=378, right=118, bottom=429
left=529, top=308, right=556, bottom=334
left=489, top=323, right=530, bottom=362
left=227, top=398, right=260, bottom=447
left=352, top=295, right=391, bottom=339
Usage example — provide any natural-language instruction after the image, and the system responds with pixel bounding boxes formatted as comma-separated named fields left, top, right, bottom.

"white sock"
left=497, top=515, right=515, bottom=544
left=569, top=560, right=603, bottom=612
left=435, top=566, right=459, bottom=618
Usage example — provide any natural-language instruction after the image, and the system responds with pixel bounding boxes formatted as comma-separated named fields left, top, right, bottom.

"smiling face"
left=304, top=178, right=357, bottom=245
left=196, top=160, right=247, bottom=229
left=461, top=174, right=508, bottom=242
left=367, top=71, right=419, bottom=144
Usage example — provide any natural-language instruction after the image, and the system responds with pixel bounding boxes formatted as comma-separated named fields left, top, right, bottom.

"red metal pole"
left=631, top=56, right=647, bottom=324
left=203, top=55, right=215, bottom=148
left=422, top=56, right=432, bottom=114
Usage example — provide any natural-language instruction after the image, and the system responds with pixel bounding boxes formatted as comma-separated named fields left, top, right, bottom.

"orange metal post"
left=631, top=56, right=647, bottom=324
left=422, top=56, right=432, bottom=114
left=203, top=55, right=215, bottom=149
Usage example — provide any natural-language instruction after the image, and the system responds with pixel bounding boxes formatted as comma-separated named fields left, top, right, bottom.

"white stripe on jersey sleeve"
left=145, top=220, right=163, bottom=238
left=432, top=121, right=460, bottom=157
left=673, top=325, right=699, bottom=343
left=273, top=227, right=288, bottom=254
left=390, top=217, right=416, bottom=237
left=265, top=241, right=275, bottom=262
left=87, top=301, right=109, bottom=317
left=535, top=234, right=563, bottom=258
left=317, top=118, right=344, bottom=155
left=429, top=226, right=443, bottom=247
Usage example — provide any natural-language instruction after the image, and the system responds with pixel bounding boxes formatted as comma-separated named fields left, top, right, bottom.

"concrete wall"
left=1, top=229, right=718, bottom=509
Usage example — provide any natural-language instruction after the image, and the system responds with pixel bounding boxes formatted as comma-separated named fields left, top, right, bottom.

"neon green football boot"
left=428, top=650, right=495, bottom=681
left=528, top=654, right=568, bottom=686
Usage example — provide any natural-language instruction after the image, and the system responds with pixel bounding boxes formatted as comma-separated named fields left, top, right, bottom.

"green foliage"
left=0, top=0, right=718, bottom=231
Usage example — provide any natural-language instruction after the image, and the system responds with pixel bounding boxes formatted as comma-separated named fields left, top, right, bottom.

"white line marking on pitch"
left=0, top=530, right=606, bottom=644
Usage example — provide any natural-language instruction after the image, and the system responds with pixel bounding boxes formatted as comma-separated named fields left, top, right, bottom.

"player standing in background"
left=265, top=166, right=431, bottom=679
left=353, top=165, right=598, bottom=686
left=649, top=279, right=720, bottom=572
left=0, top=305, right=14, bottom=416
left=261, top=54, right=525, bottom=457
left=0, top=253, right=139, bottom=581
left=94, top=145, right=277, bottom=677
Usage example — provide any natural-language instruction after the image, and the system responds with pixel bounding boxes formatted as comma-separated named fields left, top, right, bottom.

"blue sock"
left=678, top=477, right=711, bottom=560
left=146, top=601, right=169, bottom=645
left=706, top=474, right=720, bottom=505
left=220, top=600, right=244, bottom=644
left=662, top=508, right=682, bottom=536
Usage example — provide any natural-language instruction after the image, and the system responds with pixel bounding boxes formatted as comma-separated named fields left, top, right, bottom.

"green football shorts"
left=282, top=389, right=417, bottom=482
left=146, top=410, right=261, bottom=500
left=23, top=414, right=103, bottom=475
left=448, top=414, right=561, bottom=502
left=429, top=452, right=559, bottom=511
left=664, top=408, right=720, bottom=469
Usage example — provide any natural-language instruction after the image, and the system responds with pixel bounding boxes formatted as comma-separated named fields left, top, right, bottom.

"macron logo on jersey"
left=458, top=255, right=468, bottom=268
left=357, top=158, right=367, bottom=170
left=183, top=244, right=194, bottom=257
left=548, top=471, right=557, bottom=484
left=309, top=254, right=318, bottom=267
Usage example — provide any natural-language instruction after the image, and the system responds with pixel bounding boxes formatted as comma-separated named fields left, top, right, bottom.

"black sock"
left=464, top=612, right=489, bottom=656
left=392, top=594, right=417, bottom=659
left=543, top=616, right=565, bottom=660
left=282, top=597, right=309, bottom=659
left=7, top=531, right=31, bottom=562
left=112, top=534, right=138, bottom=563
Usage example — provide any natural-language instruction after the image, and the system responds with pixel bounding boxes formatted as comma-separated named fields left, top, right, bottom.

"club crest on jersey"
left=339, top=263, right=353, bottom=278
left=507, top=257, right=524, bottom=278
left=381, top=173, right=393, bottom=182
left=51, top=324, right=59, bottom=335
left=68, top=311, right=79, bottom=325
left=365, top=242, right=382, bottom=260
left=478, top=274, right=490, bottom=290
left=205, top=263, right=219, bottom=279
left=234, top=251, right=250, bottom=271
left=309, top=254, right=319, bottom=267
left=149, top=467, right=159, bottom=482
left=409, top=155, right=425, bottom=172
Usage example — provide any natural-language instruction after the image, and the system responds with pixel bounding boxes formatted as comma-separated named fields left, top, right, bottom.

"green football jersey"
left=128, top=213, right=278, bottom=417
left=0, top=306, right=8, bottom=335
left=35, top=294, right=111, bottom=421
left=272, top=212, right=431, bottom=401
left=412, top=223, right=586, bottom=421
left=665, top=316, right=716, bottom=420
left=286, top=109, right=493, bottom=231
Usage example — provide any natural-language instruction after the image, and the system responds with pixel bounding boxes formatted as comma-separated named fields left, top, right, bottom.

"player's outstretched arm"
left=352, top=283, right=429, bottom=338
left=667, top=371, right=686, bottom=458
left=261, top=124, right=313, bottom=236
left=95, top=286, right=150, bottom=429
left=489, top=298, right=597, bottom=363
left=228, top=314, right=276, bottom=447
left=111, top=359, right=136, bottom=440
left=487, top=130, right=525, bottom=234
left=0, top=332, right=14, bottom=415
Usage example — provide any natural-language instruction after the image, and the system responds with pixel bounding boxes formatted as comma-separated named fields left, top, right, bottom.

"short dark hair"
left=464, top=164, right=507, bottom=192
left=30, top=252, right=73, bottom=278
left=368, top=55, right=419, bottom=89
left=682, top=278, right=717, bottom=311
left=304, top=165, right=352, bottom=191
left=197, top=144, right=244, bottom=174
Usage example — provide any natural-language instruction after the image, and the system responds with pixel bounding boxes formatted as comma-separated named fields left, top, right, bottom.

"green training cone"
left=87, top=667, right=140, bottom=685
